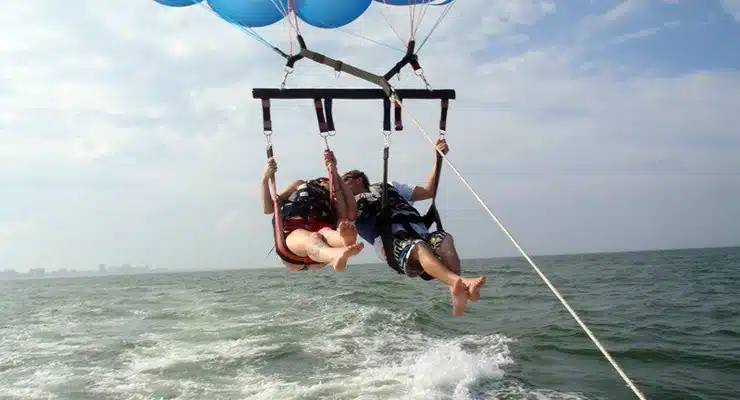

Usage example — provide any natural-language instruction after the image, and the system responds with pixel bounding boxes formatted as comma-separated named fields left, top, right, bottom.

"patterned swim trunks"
left=391, top=230, right=448, bottom=280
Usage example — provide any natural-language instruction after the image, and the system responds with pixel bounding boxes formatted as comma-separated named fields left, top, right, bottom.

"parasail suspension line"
left=393, top=100, right=649, bottom=400
left=416, top=0, right=457, bottom=53
left=195, top=1, right=277, bottom=52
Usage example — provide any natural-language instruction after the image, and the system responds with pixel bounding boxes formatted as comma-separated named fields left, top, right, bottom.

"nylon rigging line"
left=391, top=98, right=648, bottom=400
left=195, top=1, right=276, bottom=51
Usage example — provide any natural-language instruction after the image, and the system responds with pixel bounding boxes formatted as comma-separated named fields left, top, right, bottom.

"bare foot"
left=461, top=276, right=486, bottom=302
left=337, top=220, right=357, bottom=246
left=332, top=242, right=364, bottom=272
left=450, top=278, right=469, bottom=317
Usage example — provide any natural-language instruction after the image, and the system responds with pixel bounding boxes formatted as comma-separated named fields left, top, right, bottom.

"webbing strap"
left=262, top=99, right=272, bottom=132
left=440, top=98, right=449, bottom=132
left=379, top=146, right=404, bottom=275
left=298, top=47, right=393, bottom=97
left=266, top=144, right=314, bottom=266
left=313, top=97, right=336, bottom=213
left=324, top=98, right=335, bottom=131
left=383, top=40, right=421, bottom=81
left=262, top=98, right=319, bottom=267
left=394, top=99, right=403, bottom=131
left=313, top=98, right=335, bottom=134
left=376, top=96, right=448, bottom=274
left=422, top=99, right=448, bottom=231
left=314, top=98, right=328, bottom=133
left=382, top=98, right=391, bottom=132
left=382, top=97, right=402, bottom=132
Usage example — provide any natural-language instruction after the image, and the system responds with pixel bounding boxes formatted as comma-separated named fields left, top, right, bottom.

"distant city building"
left=0, top=264, right=167, bottom=280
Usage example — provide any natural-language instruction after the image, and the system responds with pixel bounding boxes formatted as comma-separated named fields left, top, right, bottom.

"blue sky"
left=1, top=0, right=739, bottom=272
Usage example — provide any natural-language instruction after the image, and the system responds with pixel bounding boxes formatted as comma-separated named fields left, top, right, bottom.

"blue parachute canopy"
left=374, top=0, right=453, bottom=5
left=294, top=0, right=372, bottom=29
left=375, top=0, right=455, bottom=6
left=153, top=0, right=452, bottom=29
left=206, top=0, right=289, bottom=28
left=149, top=0, right=456, bottom=106
left=153, top=0, right=204, bottom=6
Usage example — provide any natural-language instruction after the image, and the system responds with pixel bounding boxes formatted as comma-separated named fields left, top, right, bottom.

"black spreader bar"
left=252, top=88, right=456, bottom=100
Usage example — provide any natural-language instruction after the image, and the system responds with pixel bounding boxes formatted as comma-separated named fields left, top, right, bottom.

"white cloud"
left=580, top=0, right=642, bottom=32
left=722, top=0, right=740, bottom=21
left=609, top=20, right=681, bottom=44
left=1, top=0, right=738, bottom=272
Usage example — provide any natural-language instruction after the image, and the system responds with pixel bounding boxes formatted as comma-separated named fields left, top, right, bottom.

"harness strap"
left=262, top=99, right=272, bottom=132
left=383, top=40, right=419, bottom=81
left=263, top=98, right=322, bottom=268
left=440, top=98, right=449, bottom=132
left=379, top=147, right=405, bottom=275
left=422, top=99, right=448, bottom=231
left=382, top=97, right=391, bottom=133
left=394, top=99, right=403, bottom=131
left=314, top=98, right=328, bottom=133
left=312, top=97, right=338, bottom=223
left=323, top=98, right=336, bottom=210
left=266, top=144, right=319, bottom=267
left=324, top=98, right=335, bottom=132
left=376, top=97, right=448, bottom=274
left=379, top=99, right=393, bottom=271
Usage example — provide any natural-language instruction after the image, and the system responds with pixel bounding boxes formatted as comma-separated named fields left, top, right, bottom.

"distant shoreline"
left=2, top=244, right=736, bottom=281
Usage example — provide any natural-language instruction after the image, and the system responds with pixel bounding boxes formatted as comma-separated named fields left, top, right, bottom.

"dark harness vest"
left=280, top=179, right=334, bottom=224
left=356, top=183, right=431, bottom=275
left=273, top=179, right=336, bottom=269
left=356, top=183, right=425, bottom=233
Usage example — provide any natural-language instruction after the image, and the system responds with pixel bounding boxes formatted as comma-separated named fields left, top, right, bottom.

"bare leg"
left=436, top=234, right=485, bottom=302
left=309, top=240, right=364, bottom=272
left=317, top=220, right=357, bottom=247
left=449, top=279, right=470, bottom=317
left=285, top=230, right=363, bottom=272
left=409, top=243, right=460, bottom=286
left=408, top=244, right=470, bottom=316
left=436, top=233, right=461, bottom=274
left=461, top=276, right=486, bottom=303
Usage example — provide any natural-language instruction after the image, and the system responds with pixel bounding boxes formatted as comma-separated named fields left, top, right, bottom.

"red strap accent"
left=328, top=166, right=335, bottom=206
left=268, top=168, right=312, bottom=265
left=409, top=57, right=421, bottom=72
left=277, top=217, right=334, bottom=265
left=314, top=98, right=328, bottom=133
left=327, top=152, right=335, bottom=208
left=394, top=99, right=403, bottom=131
left=272, top=208, right=313, bottom=265
left=262, top=99, right=272, bottom=132
left=440, top=98, right=449, bottom=131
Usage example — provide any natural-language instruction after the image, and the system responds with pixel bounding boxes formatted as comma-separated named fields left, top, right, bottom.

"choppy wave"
left=1, top=246, right=738, bottom=400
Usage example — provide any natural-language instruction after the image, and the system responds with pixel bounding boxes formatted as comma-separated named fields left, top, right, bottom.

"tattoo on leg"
left=307, top=242, right=328, bottom=259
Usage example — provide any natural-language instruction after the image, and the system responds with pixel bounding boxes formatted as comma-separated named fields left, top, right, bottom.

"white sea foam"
left=0, top=279, right=592, bottom=400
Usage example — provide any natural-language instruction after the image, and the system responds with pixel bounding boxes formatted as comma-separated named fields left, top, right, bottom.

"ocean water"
left=1, top=246, right=738, bottom=400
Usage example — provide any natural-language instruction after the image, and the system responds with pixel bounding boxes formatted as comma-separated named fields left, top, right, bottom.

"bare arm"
left=335, top=169, right=357, bottom=220
left=262, top=178, right=304, bottom=215
left=261, top=158, right=277, bottom=214
left=324, top=150, right=352, bottom=220
left=261, top=176, right=274, bottom=214
left=261, top=158, right=305, bottom=215
left=331, top=175, right=349, bottom=220
left=411, top=138, right=448, bottom=201
left=330, top=166, right=359, bottom=221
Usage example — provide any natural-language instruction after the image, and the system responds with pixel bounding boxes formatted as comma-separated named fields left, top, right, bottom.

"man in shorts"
left=342, top=139, right=486, bottom=316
